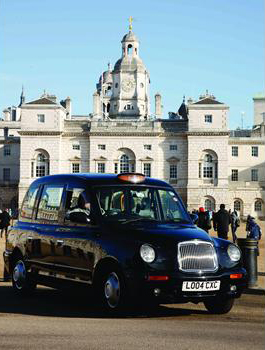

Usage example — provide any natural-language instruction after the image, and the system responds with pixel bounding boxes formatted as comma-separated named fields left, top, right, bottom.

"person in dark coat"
left=246, top=215, right=262, bottom=240
left=230, top=210, right=240, bottom=243
left=197, top=207, right=211, bottom=234
left=213, top=204, right=231, bottom=239
left=0, top=208, right=11, bottom=238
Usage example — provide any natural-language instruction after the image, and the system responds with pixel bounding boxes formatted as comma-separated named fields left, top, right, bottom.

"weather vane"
left=128, top=16, right=133, bottom=31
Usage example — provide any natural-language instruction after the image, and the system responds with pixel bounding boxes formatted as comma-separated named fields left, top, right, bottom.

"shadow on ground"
left=0, top=283, right=208, bottom=319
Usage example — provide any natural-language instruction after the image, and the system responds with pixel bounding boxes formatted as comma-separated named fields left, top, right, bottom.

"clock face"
left=121, top=78, right=135, bottom=93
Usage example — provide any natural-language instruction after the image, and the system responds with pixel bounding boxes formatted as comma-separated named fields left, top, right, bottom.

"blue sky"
left=0, top=0, right=264, bottom=129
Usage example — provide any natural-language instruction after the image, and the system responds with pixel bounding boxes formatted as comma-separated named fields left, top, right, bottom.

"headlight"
left=140, top=244, right=156, bottom=263
left=227, top=244, right=241, bottom=262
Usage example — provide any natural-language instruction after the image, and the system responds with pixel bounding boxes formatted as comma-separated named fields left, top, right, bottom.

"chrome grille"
left=178, top=240, right=218, bottom=273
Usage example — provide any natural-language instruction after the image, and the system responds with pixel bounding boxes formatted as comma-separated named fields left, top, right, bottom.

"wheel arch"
left=92, top=256, right=123, bottom=285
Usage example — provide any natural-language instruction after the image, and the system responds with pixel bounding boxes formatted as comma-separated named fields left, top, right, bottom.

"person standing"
left=0, top=208, right=11, bottom=239
left=197, top=207, right=211, bottom=234
left=230, top=210, right=240, bottom=243
left=213, top=204, right=231, bottom=240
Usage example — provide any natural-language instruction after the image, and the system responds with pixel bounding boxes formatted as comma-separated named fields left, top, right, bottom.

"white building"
left=0, top=27, right=264, bottom=219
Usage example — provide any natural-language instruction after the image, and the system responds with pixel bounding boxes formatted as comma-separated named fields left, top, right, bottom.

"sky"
left=0, top=0, right=264, bottom=129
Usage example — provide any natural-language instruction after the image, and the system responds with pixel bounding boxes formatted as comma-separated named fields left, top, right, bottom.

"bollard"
left=237, top=238, right=258, bottom=287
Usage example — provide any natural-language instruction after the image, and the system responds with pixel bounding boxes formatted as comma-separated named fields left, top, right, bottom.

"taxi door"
left=52, top=186, right=102, bottom=284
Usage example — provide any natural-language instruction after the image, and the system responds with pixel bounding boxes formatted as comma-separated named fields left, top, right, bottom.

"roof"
left=25, top=97, right=57, bottom=105
left=192, top=97, right=224, bottom=105
left=122, top=31, right=138, bottom=42
left=30, top=173, right=172, bottom=188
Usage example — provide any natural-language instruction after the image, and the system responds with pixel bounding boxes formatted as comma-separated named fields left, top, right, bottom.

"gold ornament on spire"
left=128, top=16, right=133, bottom=31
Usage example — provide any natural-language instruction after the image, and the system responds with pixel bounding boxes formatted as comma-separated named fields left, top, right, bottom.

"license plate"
left=182, top=280, right=220, bottom=292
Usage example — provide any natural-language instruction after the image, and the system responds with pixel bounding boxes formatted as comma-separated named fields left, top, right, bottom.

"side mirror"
left=190, top=213, right=198, bottom=224
left=69, top=211, right=90, bottom=224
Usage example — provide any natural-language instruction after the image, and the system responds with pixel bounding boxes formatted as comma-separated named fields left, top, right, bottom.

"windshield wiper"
left=120, top=217, right=159, bottom=225
left=164, top=218, right=191, bottom=224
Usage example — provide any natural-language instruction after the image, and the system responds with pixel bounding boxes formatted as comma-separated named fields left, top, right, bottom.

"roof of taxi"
left=31, top=173, right=172, bottom=188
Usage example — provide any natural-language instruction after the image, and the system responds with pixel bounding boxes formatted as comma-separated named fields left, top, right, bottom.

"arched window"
left=127, top=44, right=133, bottom=55
left=120, top=154, right=130, bottom=173
left=31, top=151, right=50, bottom=178
left=199, top=150, right=218, bottom=185
left=234, top=200, right=241, bottom=212
left=204, top=198, right=215, bottom=211
left=115, top=149, right=136, bottom=174
left=254, top=200, right=262, bottom=212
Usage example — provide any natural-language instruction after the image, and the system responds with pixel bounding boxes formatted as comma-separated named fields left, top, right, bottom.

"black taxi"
left=4, top=173, right=247, bottom=314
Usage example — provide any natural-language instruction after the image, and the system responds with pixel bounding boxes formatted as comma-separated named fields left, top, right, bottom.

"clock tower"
left=109, top=25, right=150, bottom=119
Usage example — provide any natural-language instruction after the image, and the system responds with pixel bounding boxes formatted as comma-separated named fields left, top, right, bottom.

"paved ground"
left=0, top=284, right=264, bottom=350
left=0, top=219, right=264, bottom=290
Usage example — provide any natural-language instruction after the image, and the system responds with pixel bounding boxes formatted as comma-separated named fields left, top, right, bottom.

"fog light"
left=230, top=285, right=237, bottom=292
left=153, top=288, right=161, bottom=297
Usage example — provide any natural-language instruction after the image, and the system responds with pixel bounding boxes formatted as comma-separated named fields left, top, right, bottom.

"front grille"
left=178, top=240, right=218, bottom=273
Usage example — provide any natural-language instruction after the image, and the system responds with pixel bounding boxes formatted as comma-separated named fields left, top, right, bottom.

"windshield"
left=95, top=186, right=191, bottom=223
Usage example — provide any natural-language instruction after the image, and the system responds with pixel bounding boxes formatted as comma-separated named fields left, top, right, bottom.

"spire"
left=178, top=95, right=188, bottom=119
left=128, top=16, right=133, bottom=32
left=19, top=85, right=25, bottom=106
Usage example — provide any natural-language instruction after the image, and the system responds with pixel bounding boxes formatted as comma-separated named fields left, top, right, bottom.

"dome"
left=114, top=56, right=146, bottom=72
left=99, top=70, right=113, bottom=84
left=122, top=31, right=138, bottom=43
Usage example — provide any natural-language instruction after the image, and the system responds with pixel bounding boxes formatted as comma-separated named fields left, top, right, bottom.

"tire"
left=204, top=297, right=234, bottom=314
left=97, top=265, right=128, bottom=314
left=11, top=257, right=36, bottom=295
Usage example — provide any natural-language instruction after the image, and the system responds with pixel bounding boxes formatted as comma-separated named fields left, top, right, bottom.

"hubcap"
left=104, top=272, right=120, bottom=309
left=13, top=260, right=26, bottom=290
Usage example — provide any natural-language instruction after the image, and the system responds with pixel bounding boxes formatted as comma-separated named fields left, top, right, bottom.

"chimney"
left=65, top=97, right=71, bottom=119
left=155, top=93, right=162, bottom=117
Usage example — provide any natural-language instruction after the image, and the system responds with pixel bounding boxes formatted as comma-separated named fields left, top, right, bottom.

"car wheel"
left=204, top=297, right=234, bottom=314
left=98, top=267, right=128, bottom=314
left=12, top=257, right=36, bottom=295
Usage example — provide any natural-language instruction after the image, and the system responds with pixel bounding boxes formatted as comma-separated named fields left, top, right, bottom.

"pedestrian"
left=197, top=207, right=211, bottom=233
left=0, top=208, right=11, bottom=239
left=230, top=210, right=240, bottom=243
left=213, top=204, right=231, bottom=240
left=246, top=215, right=262, bottom=255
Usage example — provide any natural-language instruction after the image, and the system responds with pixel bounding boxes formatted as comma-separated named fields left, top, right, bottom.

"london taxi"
left=4, top=173, right=247, bottom=314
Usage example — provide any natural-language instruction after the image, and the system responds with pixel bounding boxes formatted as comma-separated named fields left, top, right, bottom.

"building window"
left=3, top=168, right=10, bottom=181
left=97, top=163, right=105, bottom=173
left=170, top=164, right=177, bottom=179
left=251, top=169, right=258, bottom=181
left=199, top=163, right=201, bottom=178
left=205, top=198, right=215, bottom=211
left=254, top=200, right=262, bottom=212
left=37, top=114, right=45, bottom=123
left=143, top=163, right=151, bottom=177
left=231, top=169, right=238, bottom=181
left=4, top=145, right=11, bottom=156
left=72, top=142, right=80, bottom=150
left=203, top=167, right=213, bottom=178
left=169, top=144, right=177, bottom=151
left=72, top=163, right=80, bottom=173
left=114, top=163, right=118, bottom=174
left=252, top=146, right=258, bottom=157
left=232, top=146, right=238, bottom=157
left=115, top=83, right=118, bottom=88
left=35, top=153, right=49, bottom=177
left=205, top=115, right=212, bottom=123
left=144, top=144, right=152, bottom=150
left=98, top=144, right=106, bottom=150
left=234, top=200, right=241, bottom=212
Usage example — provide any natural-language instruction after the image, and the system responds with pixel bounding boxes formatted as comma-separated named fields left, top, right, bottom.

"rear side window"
left=20, top=186, right=39, bottom=219
left=36, top=185, right=64, bottom=222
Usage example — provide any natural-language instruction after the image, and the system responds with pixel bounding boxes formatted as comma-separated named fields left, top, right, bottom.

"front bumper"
left=127, top=268, right=247, bottom=304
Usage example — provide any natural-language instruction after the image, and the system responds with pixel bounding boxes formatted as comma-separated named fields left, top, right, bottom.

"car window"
left=36, top=185, right=64, bottom=222
left=20, top=186, right=39, bottom=219
left=158, top=190, right=184, bottom=220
